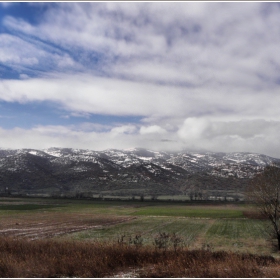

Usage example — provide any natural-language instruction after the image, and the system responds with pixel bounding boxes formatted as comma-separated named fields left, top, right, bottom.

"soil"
left=0, top=212, right=135, bottom=240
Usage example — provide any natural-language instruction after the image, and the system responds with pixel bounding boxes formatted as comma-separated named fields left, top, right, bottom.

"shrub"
left=153, top=232, right=184, bottom=251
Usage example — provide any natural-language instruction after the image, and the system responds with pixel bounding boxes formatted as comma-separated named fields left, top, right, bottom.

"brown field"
left=0, top=212, right=134, bottom=240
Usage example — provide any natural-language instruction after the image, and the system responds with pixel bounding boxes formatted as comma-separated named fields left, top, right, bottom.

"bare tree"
left=247, top=165, right=280, bottom=250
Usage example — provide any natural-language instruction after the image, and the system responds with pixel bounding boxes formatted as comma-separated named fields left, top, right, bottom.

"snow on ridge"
left=43, top=150, right=62, bottom=158
left=7, top=147, right=280, bottom=174
left=28, top=150, right=40, bottom=156
left=138, top=157, right=153, bottom=161
left=192, top=154, right=205, bottom=158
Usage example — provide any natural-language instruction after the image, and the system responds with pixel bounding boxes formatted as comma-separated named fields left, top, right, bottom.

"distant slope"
left=0, top=147, right=279, bottom=198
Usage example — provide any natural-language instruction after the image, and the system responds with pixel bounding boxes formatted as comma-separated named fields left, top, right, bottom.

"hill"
left=0, top=147, right=279, bottom=199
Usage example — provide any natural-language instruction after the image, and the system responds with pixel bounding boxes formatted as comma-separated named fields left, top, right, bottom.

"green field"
left=0, top=197, right=273, bottom=256
left=133, top=206, right=244, bottom=218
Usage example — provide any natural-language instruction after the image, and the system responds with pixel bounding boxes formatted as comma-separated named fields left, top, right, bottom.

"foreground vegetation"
left=0, top=197, right=277, bottom=277
left=0, top=237, right=279, bottom=278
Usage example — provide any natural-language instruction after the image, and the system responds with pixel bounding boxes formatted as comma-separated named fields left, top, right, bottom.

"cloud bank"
left=1, top=3, right=280, bottom=157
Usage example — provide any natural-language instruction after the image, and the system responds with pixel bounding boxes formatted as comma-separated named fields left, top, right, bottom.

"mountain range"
left=0, top=147, right=279, bottom=200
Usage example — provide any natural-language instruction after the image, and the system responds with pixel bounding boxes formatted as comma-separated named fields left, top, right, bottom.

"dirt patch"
left=0, top=212, right=135, bottom=240
left=243, top=210, right=267, bottom=219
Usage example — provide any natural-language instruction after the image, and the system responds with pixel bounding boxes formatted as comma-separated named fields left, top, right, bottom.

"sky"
left=1, top=2, right=280, bottom=157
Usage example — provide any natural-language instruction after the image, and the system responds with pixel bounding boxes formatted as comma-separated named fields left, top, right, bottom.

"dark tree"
left=151, top=194, right=158, bottom=201
left=247, top=165, right=280, bottom=250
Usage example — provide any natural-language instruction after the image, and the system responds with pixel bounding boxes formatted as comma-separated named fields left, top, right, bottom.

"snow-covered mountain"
left=0, top=147, right=279, bottom=198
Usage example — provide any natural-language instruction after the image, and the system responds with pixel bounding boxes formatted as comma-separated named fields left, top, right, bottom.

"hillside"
left=0, top=147, right=279, bottom=199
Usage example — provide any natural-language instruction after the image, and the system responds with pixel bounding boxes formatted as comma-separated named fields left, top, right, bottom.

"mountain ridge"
left=0, top=147, right=279, bottom=199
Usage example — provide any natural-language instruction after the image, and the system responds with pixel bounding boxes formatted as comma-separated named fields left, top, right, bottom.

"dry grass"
left=0, top=237, right=279, bottom=278
left=138, top=250, right=279, bottom=278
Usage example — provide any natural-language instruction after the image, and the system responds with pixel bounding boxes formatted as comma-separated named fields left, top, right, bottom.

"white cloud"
left=1, top=73, right=280, bottom=122
left=110, top=125, right=137, bottom=135
left=178, top=118, right=210, bottom=141
left=177, top=118, right=280, bottom=157
left=0, top=34, right=38, bottom=66
left=1, top=119, right=280, bottom=157
left=140, top=125, right=166, bottom=135
left=0, top=74, right=187, bottom=117
left=0, top=125, right=177, bottom=152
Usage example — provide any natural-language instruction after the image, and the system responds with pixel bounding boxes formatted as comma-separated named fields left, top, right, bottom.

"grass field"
left=0, top=197, right=272, bottom=256
left=0, top=196, right=278, bottom=277
left=133, top=206, right=244, bottom=218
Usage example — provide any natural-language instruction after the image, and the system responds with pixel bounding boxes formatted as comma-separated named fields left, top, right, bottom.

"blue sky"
left=1, top=2, right=280, bottom=157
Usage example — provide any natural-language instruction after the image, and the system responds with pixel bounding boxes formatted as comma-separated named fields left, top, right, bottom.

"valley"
left=1, top=147, right=279, bottom=277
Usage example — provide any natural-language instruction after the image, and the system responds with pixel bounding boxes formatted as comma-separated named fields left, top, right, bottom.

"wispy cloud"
left=1, top=74, right=279, bottom=121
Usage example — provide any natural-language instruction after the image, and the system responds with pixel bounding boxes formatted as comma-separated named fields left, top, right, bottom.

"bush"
left=153, top=232, right=184, bottom=251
